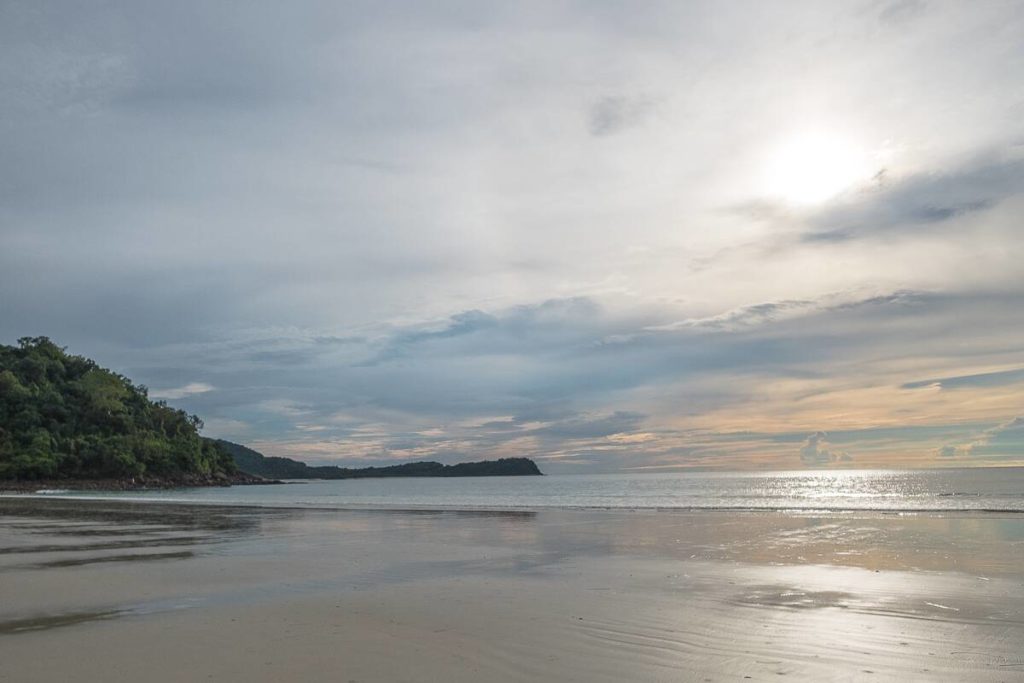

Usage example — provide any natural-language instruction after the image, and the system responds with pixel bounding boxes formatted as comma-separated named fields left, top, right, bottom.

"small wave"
left=33, top=489, right=71, bottom=495
left=5, top=493, right=1023, bottom=515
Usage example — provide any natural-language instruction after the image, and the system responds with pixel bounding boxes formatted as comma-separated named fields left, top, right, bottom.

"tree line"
left=0, top=337, right=236, bottom=480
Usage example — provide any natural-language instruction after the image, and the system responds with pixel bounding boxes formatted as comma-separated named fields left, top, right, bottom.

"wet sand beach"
left=1, top=498, right=1022, bottom=681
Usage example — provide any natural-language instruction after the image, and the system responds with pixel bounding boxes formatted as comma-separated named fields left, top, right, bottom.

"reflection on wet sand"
left=0, top=609, right=126, bottom=635
left=1, top=498, right=1022, bottom=681
left=0, top=500, right=264, bottom=573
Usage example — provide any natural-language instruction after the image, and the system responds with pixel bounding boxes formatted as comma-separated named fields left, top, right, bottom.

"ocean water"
left=12, top=467, right=1024, bottom=513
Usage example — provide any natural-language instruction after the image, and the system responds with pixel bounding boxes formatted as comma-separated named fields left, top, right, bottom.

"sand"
left=1, top=498, right=1022, bottom=681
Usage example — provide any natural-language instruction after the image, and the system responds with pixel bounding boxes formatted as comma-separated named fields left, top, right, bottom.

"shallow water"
left=11, top=467, right=1024, bottom=512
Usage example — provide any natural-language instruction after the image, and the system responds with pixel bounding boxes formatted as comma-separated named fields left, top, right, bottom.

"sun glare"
left=763, top=131, right=872, bottom=204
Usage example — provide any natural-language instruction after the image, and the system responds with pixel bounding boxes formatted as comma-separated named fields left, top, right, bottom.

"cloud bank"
left=2, top=1, right=1023, bottom=470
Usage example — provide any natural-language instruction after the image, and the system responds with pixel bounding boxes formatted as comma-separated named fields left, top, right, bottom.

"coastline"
left=0, top=472, right=279, bottom=493
left=6, top=493, right=1024, bottom=517
left=7, top=467, right=1021, bottom=515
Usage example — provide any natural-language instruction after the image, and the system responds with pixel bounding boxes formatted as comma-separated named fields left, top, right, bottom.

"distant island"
left=0, top=337, right=541, bottom=489
left=218, top=440, right=543, bottom=479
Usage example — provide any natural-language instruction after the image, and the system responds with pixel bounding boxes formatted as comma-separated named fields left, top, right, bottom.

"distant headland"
left=0, top=337, right=541, bottom=491
left=218, top=440, right=542, bottom=480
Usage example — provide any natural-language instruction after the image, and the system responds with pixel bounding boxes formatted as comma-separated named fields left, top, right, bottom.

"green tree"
left=0, top=337, right=236, bottom=481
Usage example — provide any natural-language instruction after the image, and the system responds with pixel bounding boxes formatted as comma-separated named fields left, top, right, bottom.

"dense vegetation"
left=0, top=337, right=237, bottom=481
left=218, top=440, right=543, bottom=479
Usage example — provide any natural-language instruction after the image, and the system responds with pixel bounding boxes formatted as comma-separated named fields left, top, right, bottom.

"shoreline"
left=6, top=468, right=1023, bottom=518
left=3, top=490, right=1022, bottom=516
left=3, top=496, right=1024, bottom=578
left=0, top=472, right=280, bottom=493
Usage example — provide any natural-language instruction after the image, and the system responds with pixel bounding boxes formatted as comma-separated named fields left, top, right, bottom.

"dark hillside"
left=217, top=440, right=542, bottom=479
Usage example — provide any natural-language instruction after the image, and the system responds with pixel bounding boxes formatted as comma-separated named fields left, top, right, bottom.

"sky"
left=1, top=0, right=1023, bottom=472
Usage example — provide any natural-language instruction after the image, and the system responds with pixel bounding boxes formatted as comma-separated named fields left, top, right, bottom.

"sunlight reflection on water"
left=11, top=468, right=1024, bottom=513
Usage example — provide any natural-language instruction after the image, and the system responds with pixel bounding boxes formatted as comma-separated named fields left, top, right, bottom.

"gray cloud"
left=588, top=95, right=655, bottom=136
left=903, top=367, right=1024, bottom=391
left=645, top=290, right=925, bottom=337
left=522, top=411, right=645, bottom=440
left=877, top=0, right=928, bottom=27
left=936, top=417, right=1024, bottom=461
left=646, top=299, right=816, bottom=332
left=2, top=1, right=1023, bottom=469
left=99, top=286, right=1019, bottom=469
left=799, top=432, right=852, bottom=466
left=805, top=157, right=1024, bottom=242
left=361, top=298, right=604, bottom=367
left=149, top=382, right=215, bottom=400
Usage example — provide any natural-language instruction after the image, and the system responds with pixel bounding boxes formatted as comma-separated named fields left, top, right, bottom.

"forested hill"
left=0, top=337, right=237, bottom=481
left=217, top=440, right=543, bottom=479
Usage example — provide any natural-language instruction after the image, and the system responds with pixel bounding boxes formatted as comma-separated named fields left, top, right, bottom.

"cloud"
left=313, top=335, right=366, bottom=346
left=361, top=298, right=601, bottom=366
left=520, top=411, right=646, bottom=440
left=89, top=286, right=1024, bottom=470
left=967, top=417, right=1024, bottom=459
left=588, top=95, right=655, bottom=136
left=199, top=417, right=250, bottom=438
left=902, top=367, right=1024, bottom=390
left=805, top=157, right=1024, bottom=242
left=149, top=382, right=215, bottom=400
left=647, top=299, right=817, bottom=332
left=936, top=417, right=1024, bottom=460
left=644, top=289, right=924, bottom=335
left=2, top=2, right=1024, bottom=470
left=877, top=0, right=928, bottom=26
left=799, top=432, right=852, bottom=466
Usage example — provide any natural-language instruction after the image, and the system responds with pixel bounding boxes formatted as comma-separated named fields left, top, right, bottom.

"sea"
left=11, top=467, right=1024, bottom=513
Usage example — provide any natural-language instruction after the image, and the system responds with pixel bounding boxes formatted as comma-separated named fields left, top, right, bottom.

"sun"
left=762, top=131, right=872, bottom=204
